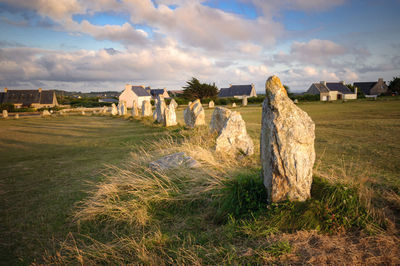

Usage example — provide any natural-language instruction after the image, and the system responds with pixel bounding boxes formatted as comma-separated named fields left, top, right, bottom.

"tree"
left=182, top=77, right=218, bottom=100
left=389, top=76, right=400, bottom=94
left=346, top=83, right=365, bottom=98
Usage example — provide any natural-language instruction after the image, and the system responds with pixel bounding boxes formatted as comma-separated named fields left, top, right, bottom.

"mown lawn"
left=0, top=99, right=399, bottom=264
left=0, top=115, right=167, bottom=264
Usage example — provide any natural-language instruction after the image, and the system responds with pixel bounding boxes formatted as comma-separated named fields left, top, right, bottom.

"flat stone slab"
left=149, top=152, right=200, bottom=171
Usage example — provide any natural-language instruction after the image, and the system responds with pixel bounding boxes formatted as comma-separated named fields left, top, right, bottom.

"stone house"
left=0, top=88, right=58, bottom=108
left=306, top=81, right=357, bottom=101
left=354, top=78, right=388, bottom=96
left=119, top=85, right=152, bottom=108
left=218, top=84, right=257, bottom=99
left=147, top=88, right=170, bottom=99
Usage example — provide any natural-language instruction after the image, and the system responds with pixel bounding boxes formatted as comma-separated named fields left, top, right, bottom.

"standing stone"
left=101, top=106, right=108, bottom=114
left=81, top=111, right=85, bottom=115
left=111, top=103, right=118, bottom=116
left=170, top=98, right=178, bottom=109
left=2, top=110, right=8, bottom=118
left=164, top=104, right=177, bottom=127
left=132, top=100, right=139, bottom=117
left=183, top=99, right=205, bottom=128
left=242, top=96, right=248, bottom=106
left=232, top=102, right=237, bottom=108
left=188, top=101, right=192, bottom=106
left=117, top=102, right=122, bottom=115
left=210, top=107, right=254, bottom=155
left=15, top=114, right=19, bottom=119
left=209, top=100, right=215, bottom=108
left=42, top=110, right=51, bottom=117
left=122, top=101, right=128, bottom=116
left=261, top=76, right=315, bottom=202
left=155, top=96, right=167, bottom=123
left=294, top=99, right=299, bottom=104
left=142, top=100, right=152, bottom=117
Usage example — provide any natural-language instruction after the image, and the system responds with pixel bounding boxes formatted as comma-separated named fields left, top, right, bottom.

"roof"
left=99, top=98, right=119, bottom=103
left=353, top=82, right=376, bottom=95
left=150, top=89, right=167, bottom=97
left=218, top=85, right=253, bottom=97
left=130, top=86, right=151, bottom=97
left=312, top=83, right=330, bottom=93
left=326, top=83, right=353, bottom=94
left=0, top=90, right=55, bottom=105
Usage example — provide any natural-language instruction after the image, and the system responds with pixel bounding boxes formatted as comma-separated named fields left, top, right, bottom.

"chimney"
left=140, top=85, right=145, bottom=89
left=229, top=84, right=232, bottom=87
left=320, top=81, right=326, bottom=86
left=354, top=87, right=357, bottom=95
left=38, top=88, right=42, bottom=93
left=125, top=84, right=131, bottom=91
left=378, top=78, right=383, bottom=83
left=4, top=88, right=7, bottom=92
left=339, top=81, right=345, bottom=85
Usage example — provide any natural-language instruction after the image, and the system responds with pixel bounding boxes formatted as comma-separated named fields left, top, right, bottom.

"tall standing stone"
left=142, top=100, right=152, bottom=117
left=164, top=104, right=177, bottom=127
left=183, top=99, right=205, bottom=128
left=210, top=107, right=254, bottom=155
left=2, top=110, right=8, bottom=118
left=111, top=103, right=118, bottom=116
left=208, top=100, right=215, bottom=108
left=122, top=101, right=128, bottom=116
left=170, top=98, right=178, bottom=109
left=232, top=102, right=237, bottom=108
left=155, top=96, right=166, bottom=123
left=261, top=76, right=315, bottom=202
left=242, top=96, right=248, bottom=106
left=132, top=100, right=139, bottom=117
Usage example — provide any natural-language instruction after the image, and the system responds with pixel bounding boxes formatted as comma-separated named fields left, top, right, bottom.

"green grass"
left=0, top=115, right=168, bottom=264
left=1, top=99, right=399, bottom=264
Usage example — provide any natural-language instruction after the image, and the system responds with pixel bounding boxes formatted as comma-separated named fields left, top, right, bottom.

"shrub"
left=0, top=103, right=15, bottom=112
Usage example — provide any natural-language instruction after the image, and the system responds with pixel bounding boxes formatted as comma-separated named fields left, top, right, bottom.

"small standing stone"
left=209, top=100, right=215, bottom=108
left=101, top=106, right=108, bottom=114
left=169, top=99, right=178, bottom=109
left=294, top=99, right=299, bottom=104
left=210, top=107, right=254, bottom=155
left=15, top=114, right=19, bottom=119
left=111, top=103, right=118, bottom=116
left=164, top=104, right=177, bottom=127
left=81, top=111, right=85, bottom=115
left=242, top=96, right=248, bottom=106
left=232, top=102, right=237, bottom=108
left=183, top=99, right=205, bottom=128
left=2, top=110, right=8, bottom=118
left=42, top=110, right=51, bottom=117
left=132, top=100, right=139, bottom=117
left=142, top=100, right=152, bottom=117
left=260, top=76, right=315, bottom=202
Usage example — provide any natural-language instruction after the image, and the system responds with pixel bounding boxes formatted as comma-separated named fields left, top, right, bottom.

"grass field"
left=0, top=100, right=399, bottom=264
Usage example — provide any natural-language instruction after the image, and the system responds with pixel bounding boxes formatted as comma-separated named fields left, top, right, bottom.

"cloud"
left=274, top=39, right=348, bottom=65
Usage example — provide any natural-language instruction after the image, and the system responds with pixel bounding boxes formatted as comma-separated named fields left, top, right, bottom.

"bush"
left=0, top=103, right=15, bottom=112
left=291, top=94, right=320, bottom=102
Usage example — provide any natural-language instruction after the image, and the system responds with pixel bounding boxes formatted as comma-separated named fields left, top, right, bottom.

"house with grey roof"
left=218, top=84, right=257, bottom=99
left=306, top=81, right=357, bottom=101
left=0, top=88, right=58, bottom=108
left=354, top=78, right=388, bottom=96
left=146, top=88, right=170, bottom=99
left=119, top=84, right=152, bottom=108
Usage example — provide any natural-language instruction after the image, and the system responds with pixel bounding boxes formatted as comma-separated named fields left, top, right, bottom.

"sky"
left=0, top=0, right=399, bottom=93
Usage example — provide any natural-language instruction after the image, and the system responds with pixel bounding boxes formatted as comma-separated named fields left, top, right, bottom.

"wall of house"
left=320, top=91, right=338, bottom=101
left=343, top=93, right=357, bottom=100
left=137, top=96, right=152, bottom=108
left=119, top=88, right=135, bottom=108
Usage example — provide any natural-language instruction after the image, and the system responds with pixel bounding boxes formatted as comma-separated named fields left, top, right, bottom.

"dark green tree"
left=389, top=76, right=400, bottom=94
left=182, top=77, right=218, bottom=100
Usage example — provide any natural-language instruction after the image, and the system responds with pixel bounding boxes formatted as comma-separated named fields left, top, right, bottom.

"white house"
left=119, top=85, right=152, bottom=108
